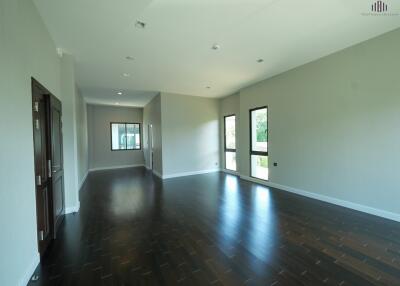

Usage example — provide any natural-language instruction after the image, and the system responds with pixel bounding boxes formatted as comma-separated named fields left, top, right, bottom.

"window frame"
left=110, top=122, right=142, bottom=151
left=249, top=106, right=268, bottom=180
left=224, top=114, right=237, bottom=171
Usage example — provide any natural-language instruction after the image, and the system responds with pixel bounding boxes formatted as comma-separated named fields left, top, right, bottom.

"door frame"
left=223, top=114, right=237, bottom=171
left=31, top=77, right=65, bottom=256
left=31, top=78, right=53, bottom=256
left=49, top=93, right=65, bottom=237
left=148, top=124, right=154, bottom=170
left=249, top=106, right=269, bottom=181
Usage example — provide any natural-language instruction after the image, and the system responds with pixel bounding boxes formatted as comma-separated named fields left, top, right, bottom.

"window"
left=224, top=115, right=236, bottom=171
left=250, top=107, right=268, bottom=180
left=111, top=123, right=141, bottom=150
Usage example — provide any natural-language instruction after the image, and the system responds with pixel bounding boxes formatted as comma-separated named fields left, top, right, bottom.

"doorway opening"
left=148, top=124, right=154, bottom=170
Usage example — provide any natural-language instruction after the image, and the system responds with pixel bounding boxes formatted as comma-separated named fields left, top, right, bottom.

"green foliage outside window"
left=258, top=156, right=268, bottom=168
left=256, top=112, right=268, bottom=142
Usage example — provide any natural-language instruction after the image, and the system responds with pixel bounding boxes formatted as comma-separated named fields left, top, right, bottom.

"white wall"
left=75, top=88, right=89, bottom=187
left=219, top=93, right=240, bottom=171
left=60, top=53, right=79, bottom=211
left=143, top=94, right=163, bottom=175
left=87, top=104, right=145, bottom=170
left=220, top=28, right=400, bottom=218
left=161, top=92, right=220, bottom=177
left=0, top=1, right=80, bottom=285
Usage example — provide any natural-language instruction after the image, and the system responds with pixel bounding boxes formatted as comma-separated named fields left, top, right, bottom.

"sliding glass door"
left=224, top=115, right=236, bottom=171
left=250, top=107, right=268, bottom=180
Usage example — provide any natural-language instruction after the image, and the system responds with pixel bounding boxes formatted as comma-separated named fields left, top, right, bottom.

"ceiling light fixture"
left=122, top=73, right=131, bottom=77
left=117, top=92, right=122, bottom=95
left=115, top=102, right=120, bottom=105
left=135, top=21, right=146, bottom=29
left=211, top=44, right=220, bottom=50
left=125, top=56, right=134, bottom=61
left=257, top=59, right=264, bottom=63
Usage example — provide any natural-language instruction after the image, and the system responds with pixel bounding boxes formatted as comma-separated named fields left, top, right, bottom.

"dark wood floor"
left=30, top=167, right=400, bottom=286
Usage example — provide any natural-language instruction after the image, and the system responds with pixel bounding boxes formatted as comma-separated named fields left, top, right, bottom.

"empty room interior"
left=2, top=0, right=400, bottom=285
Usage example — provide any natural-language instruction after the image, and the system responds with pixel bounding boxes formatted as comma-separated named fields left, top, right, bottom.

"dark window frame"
left=224, top=114, right=236, bottom=171
left=249, top=106, right=268, bottom=180
left=110, top=122, right=142, bottom=151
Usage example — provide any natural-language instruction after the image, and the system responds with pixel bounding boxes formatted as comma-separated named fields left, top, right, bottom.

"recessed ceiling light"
left=135, top=21, right=146, bottom=29
left=125, top=56, right=134, bottom=61
left=117, top=92, right=122, bottom=95
left=211, top=44, right=220, bottom=50
left=115, top=102, right=120, bottom=105
left=257, top=59, right=264, bottom=63
left=122, top=73, right=131, bottom=77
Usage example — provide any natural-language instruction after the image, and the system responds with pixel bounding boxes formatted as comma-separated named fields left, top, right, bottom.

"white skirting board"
left=239, top=174, right=400, bottom=223
left=152, top=170, right=163, bottom=179
left=221, top=169, right=239, bottom=176
left=89, top=164, right=145, bottom=172
left=65, top=201, right=80, bottom=214
left=162, top=169, right=220, bottom=179
left=18, top=252, right=40, bottom=286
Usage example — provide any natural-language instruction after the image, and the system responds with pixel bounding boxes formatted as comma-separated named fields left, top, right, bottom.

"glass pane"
left=127, top=124, right=140, bottom=149
left=111, top=123, right=127, bottom=150
left=225, top=116, right=236, bottom=150
left=251, top=108, right=268, bottom=152
left=251, top=155, right=269, bottom=180
left=225, top=151, right=236, bottom=171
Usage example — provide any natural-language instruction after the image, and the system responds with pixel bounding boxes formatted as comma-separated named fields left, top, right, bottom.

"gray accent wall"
left=161, top=93, right=220, bottom=176
left=220, top=28, right=400, bottom=216
left=87, top=104, right=145, bottom=170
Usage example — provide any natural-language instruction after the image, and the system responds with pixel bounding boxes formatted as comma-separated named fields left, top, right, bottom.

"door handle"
left=36, top=175, right=42, bottom=186
left=48, top=160, right=52, bottom=178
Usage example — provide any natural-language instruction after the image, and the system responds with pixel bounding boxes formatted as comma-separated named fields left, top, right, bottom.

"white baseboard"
left=152, top=170, right=163, bottom=179
left=89, top=164, right=144, bottom=172
left=65, top=201, right=80, bottom=214
left=18, top=252, right=40, bottom=286
left=240, top=175, right=269, bottom=186
left=221, top=169, right=239, bottom=176
left=240, top=175, right=400, bottom=223
left=162, top=169, right=220, bottom=179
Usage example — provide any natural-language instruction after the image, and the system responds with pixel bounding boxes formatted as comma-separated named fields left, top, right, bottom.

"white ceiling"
left=33, top=0, right=400, bottom=106
left=81, top=87, right=158, bottom=108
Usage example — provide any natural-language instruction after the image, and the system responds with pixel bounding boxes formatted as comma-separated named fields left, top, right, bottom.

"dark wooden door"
left=32, top=82, right=52, bottom=256
left=49, top=95, right=65, bottom=237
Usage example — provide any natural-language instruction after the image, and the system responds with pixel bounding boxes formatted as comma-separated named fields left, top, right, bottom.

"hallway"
left=31, top=168, right=400, bottom=285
